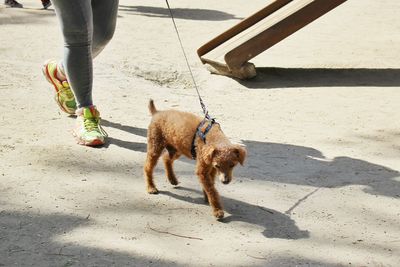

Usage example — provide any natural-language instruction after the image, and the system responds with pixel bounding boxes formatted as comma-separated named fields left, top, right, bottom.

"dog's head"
left=205, top=145, right=247, bottom=184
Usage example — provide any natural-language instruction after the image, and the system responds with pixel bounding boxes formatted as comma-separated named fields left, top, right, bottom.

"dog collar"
left=191, top=118, right=218, bottom=160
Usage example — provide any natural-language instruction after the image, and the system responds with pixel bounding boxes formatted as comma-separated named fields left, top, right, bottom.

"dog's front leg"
left=197, top=165, right=224, bottom=219
left=202, top=167, right=217, bottom=204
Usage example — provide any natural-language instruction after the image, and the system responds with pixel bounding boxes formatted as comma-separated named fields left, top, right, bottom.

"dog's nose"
left=222, top=180, right=230, bottom=184
left=219, top=174, right=231, bottom=184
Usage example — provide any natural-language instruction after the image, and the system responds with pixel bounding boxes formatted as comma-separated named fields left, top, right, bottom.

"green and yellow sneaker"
left=73, top=106, right=108, bottom=146
left=42, top=60, right=77, bottom=115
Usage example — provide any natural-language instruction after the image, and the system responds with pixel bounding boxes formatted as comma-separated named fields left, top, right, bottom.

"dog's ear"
left=233, top=145, right=247, bottom=165
left=204, top=145, right=217, bottom=164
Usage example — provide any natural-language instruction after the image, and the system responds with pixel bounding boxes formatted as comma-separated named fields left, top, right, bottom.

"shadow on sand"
left=101, top=119, right=148, bottom=152
left=239, top=67, right=400, bottom=89
left=101, top=119, right=147, bottom=138
left=161, top=187, right=309, bottom=240
left=240, top=140, right=400, bottom=198
left=0, top=7, right=54, bottom=25
left=118, top=5, right=242, bottom=21
left=0, top=211, right=181, bottom=266
left=0, top=211, right=336, bottom=266
left=100, top=120, right=399, bottom=199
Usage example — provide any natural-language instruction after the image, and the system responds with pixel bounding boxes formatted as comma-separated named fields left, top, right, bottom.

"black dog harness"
left=191, top=118, right=218, bottom=160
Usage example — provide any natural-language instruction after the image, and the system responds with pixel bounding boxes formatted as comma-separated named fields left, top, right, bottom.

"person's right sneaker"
left=42, top=60, right=77, bottom=115
left=73, top=106, right=108, bottom=146
left=4, top=0, right=23, bottom=8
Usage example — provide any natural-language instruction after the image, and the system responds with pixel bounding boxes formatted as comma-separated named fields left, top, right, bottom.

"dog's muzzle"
left=220, top=174, right=231, bottom=184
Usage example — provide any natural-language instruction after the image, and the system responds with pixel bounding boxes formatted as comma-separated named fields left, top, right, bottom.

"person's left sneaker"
left=73, top=106, right=108, bottom=146
left=41, top=0, right=51, bottom=9
left=42, top=59, right=77, bottom=115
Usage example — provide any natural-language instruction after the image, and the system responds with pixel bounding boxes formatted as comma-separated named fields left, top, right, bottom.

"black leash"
left=166, top=0, right=219, bottom=159
left=165, top=0, right=211, bottom=120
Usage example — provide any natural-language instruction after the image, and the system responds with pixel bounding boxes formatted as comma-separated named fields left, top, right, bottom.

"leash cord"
left=165, top=0, right=210, bottom=120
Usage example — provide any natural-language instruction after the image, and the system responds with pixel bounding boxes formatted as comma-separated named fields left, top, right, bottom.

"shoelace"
left=83, top=117, right=108, bottom=137
left=58, top=82, right=75, bottom=99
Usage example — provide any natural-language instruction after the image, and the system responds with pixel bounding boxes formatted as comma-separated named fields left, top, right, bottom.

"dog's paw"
left=169, top=179, right=179, bottom=186
left=167, top=176, right=179, bottom=186
left=213, top=209, right=224, bottom=219
left=147, top=187, right=159, bottom=194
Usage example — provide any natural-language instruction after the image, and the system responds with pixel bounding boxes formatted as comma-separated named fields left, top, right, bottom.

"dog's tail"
left=148, top=99, right=157, bottom=115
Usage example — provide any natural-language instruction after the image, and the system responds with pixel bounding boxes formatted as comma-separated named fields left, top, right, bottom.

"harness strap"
left=191, top=118, right=218, bottom=159
left=190, top=135, right=197, bottom=160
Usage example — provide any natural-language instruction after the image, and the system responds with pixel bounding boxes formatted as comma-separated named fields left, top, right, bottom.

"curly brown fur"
left=144, top=100, right=247, bottom=219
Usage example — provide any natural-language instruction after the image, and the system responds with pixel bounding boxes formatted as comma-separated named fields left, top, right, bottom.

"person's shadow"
left=240, top=140, right=400, bottom=198
left=101, top=119, right=147, bottom=152
left=160, top=187, right=309, bottom=240
left=118, top=5, right=243, bottom=21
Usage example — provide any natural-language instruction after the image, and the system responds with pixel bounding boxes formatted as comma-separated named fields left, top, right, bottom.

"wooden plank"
left=204, top=0, right=314, bottom=63
left=197, top=0, right=347, bottom=79
left=197, top=0, right=292, bottom=59
left=225, top=0, right=347, bottom=70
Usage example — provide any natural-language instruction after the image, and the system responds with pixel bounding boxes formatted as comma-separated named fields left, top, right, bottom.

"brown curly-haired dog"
left=144, top=100, right=246, bottom=219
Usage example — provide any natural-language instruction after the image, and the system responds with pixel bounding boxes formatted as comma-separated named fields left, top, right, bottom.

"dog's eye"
left=230, top=163, right=235, bottom=168
left=215, top=165, right=220, bottom=169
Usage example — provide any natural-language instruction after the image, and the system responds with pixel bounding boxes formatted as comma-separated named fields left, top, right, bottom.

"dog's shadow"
left=160, top=187, right=309, bottom=240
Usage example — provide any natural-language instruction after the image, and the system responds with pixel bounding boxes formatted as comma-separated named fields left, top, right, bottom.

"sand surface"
left=0, top=0, right=399, bottom=266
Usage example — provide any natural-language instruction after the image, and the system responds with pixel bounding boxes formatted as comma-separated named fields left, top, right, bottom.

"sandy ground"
left=1, top=0, right=400, bottom=266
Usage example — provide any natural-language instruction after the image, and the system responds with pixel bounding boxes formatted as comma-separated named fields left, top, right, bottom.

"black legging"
left=51, top=0, right=119, bottom=108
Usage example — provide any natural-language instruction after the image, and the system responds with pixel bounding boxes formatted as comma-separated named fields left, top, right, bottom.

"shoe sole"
left=72, top=130, right=105, bottom=147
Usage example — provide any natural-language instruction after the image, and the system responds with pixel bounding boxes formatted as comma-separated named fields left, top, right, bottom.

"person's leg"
left=45, top=0, right=118, bottom=110
left=51, top=0, right=94, bottom=108
left=91, top=0, right=119, bottom=58
left=42, top=0, right=92, bottom=115
left=44, top=0, right=108, bottom=146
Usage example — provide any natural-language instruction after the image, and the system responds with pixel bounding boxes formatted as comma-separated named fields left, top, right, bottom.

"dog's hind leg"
left=163, top=145, right=180, bottom=186
left=144, top=128, right=165, bottom=194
